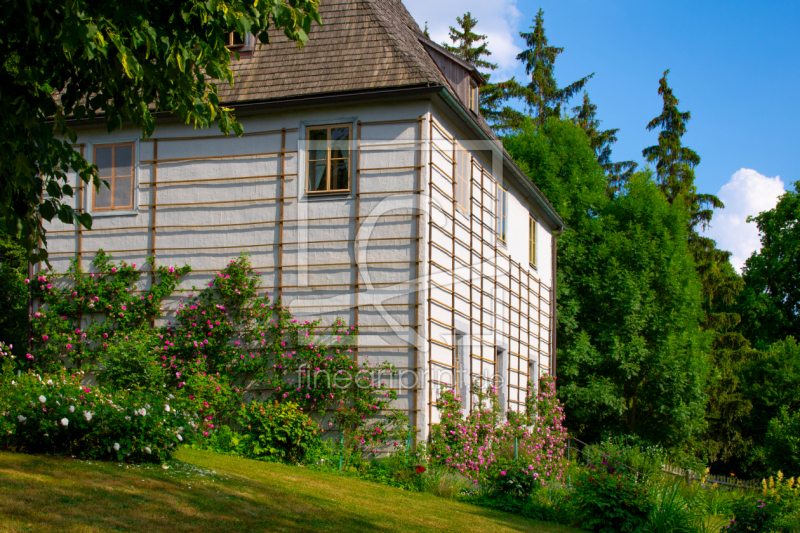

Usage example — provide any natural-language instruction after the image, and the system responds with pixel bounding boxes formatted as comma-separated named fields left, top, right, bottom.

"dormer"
left=415, top=32, right=486, bottom=115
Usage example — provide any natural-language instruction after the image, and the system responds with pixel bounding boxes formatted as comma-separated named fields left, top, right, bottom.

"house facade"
left=43, top=0, right=565, bottom=439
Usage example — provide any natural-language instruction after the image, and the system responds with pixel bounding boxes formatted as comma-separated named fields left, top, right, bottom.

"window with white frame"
left=93, top=143, right=135, bottom=211
left=306, top=124, right=352, bottom=194
left=529, top=215, right=537, bottom=268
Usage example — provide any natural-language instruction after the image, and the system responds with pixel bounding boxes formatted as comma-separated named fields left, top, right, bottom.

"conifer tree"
left=442, top=12, right=498, bottom=76
left=643, top=71, right=751, bottom=467
left=572, top=92, right=637, bottom=192
left=484, top=9, right=593, bottom=132
left=642, top=70, right=722, bottom=229
left=518, top=9, right=593, bottom=126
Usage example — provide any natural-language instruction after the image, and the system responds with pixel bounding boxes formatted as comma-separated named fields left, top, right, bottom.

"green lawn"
left=0, top=448, right=583, bottom=532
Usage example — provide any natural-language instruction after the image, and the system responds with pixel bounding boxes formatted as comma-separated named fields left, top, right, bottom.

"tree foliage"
left=505, top=118, right=709, bottom=447
left=483, top=9, right=592, bottom=132
left=0, top=0, right=320, bottom=263
left=571, top=92, right=637, bottom=193
left=737, top=182, right=800, bottom=349
left=441, top=12, right=498, bottom=76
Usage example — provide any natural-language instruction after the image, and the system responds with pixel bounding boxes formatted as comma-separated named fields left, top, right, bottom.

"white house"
left=43, top=0, right=566, bottom=439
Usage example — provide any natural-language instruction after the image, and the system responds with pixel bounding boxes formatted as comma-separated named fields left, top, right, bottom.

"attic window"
left=307, top=124, right=352, bottom=194
left=226, top=32, right=246, bottom=49
left=469, top=81, right=479, bottom=114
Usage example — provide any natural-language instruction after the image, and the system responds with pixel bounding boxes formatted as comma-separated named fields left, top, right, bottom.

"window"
left=455, top=142, right=470, bottom=214
left=469, top=81, right=479, bottom=113
left=529, top=215, right=537, bottom=267
left=306, top=124, right=352, bottom=194
left=93, top=143, right=135, bottom=211
left=226, top=32, right=245, bottom=48
left=497, top=185, right=508, bottom=243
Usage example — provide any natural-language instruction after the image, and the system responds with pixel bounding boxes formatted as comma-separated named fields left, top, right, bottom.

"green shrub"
left=96, top=330, right=166, bottom=391
left=0, top=364, right=195, bottom=462
left=727, top=497, right=780, bottom=532
left=765, top=407, right=800, bottom=479
left=573, top=467, right=654, bottom=533
left=484, top=457, right=542, bottom=499
left=199, top=401, right=321, bottom=464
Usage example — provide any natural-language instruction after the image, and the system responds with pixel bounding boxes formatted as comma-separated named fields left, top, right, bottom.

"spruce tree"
left=643, top=70, right=752, bottom=467
left=484, top=9, right=593, bottom=132
left=572, top=92, right=637, bottom=192
left=442, top=12, right=498, bottom=76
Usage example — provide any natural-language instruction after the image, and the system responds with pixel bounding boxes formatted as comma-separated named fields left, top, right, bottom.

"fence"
left=566, top=436, right=760, bottom=492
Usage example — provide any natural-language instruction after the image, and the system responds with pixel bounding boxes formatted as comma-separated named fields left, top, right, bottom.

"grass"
left=0, top=448, right=584, bottom=533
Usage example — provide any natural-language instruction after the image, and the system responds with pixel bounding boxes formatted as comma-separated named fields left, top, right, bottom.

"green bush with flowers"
left=3, top=251, right=408, bottom=463
left=0, top=353, right=195, bottom=462
left=428, top=375, right=567, bottom=493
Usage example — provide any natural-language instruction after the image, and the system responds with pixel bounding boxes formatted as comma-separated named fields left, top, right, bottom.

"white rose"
left=177, top=434, right=183, bottom=442
left=144, top=447, right=152, bottom=454
left=46, top=379, right=53, bottom=385
left=60, top=418, right=69, bottom=426
left=17, top=415, right=26, bottom=422
left=113, top=442, right=120, bottom=451
left=164, top=405, right=171, bottom=413
left=83, top=411, right=93, bottom=421
left=38, top=395, right=46, bottom=403
left=69, top=406, right=75, bottom=413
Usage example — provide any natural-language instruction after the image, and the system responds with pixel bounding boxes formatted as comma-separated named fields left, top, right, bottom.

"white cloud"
left=702, top=168, right=785, bottom=273
left=402, top=0, right=525, bottom=80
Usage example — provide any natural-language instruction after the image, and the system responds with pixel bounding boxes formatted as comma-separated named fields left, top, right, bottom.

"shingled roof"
left=219, top=0, right=447, bottom=103
left=220, top=0, right=566, bottom=231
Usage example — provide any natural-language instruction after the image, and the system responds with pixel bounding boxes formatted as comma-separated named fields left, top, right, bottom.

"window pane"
left=330, top=127, right=349, bottom=159
left=96, top=147, right=112, bottom=177
left=309, top=160, right=327, bottom=191
left=114, top=145, right=133, bottom=177
left=331, top=160, right=349, bottom=190
left=308, top=129, right=327, bottom=161
left=232, top=32, right=245, bottom=45
left=95, top=180, right=112, bottom=208
left=114, top=176, right=132, bottom=208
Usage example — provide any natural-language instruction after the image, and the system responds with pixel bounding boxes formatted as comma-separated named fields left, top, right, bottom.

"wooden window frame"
left=225, top=32, right=246, bottom=49
left=92, top=142, right=135, bottom=212
left=497, top=185, right=508, bottom=243
left=305, top=123, right=353, bottom=195
left=529, top=215, right=537, bottom=268
left=469, top=81, right=479, bottom=114
left=455, top=142, right=470, bottom=215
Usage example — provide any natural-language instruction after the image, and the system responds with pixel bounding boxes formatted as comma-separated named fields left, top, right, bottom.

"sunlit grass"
left=0, top=448, right=584, bottom=532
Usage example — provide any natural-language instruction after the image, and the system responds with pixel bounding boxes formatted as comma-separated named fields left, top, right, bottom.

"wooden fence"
left=566, top=437, right=760, bottom=492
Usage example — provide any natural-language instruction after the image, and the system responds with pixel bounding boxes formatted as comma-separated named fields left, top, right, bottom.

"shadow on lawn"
left=0, top=453, right=388, bottom=533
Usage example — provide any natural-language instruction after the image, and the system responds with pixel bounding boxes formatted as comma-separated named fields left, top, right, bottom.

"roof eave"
left=436, top=90, right=567, bottom=232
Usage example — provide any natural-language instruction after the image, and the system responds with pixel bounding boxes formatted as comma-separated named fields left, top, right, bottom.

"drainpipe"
left=550, top=227, right=564, bottom=376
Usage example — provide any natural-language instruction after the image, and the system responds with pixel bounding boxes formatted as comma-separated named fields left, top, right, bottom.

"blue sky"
left=404, top=0, right=799, bottom=270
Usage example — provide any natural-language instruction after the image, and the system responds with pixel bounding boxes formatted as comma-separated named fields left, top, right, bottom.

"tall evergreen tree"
left=517, top=9, right=593, bottom=126
left=442, top=12, right=498, bottom=76
left=643, top=70, right=752, bottom=468
left=484, top=9, right=593, bottom=132
left=642, top=70, right=723, bottom=230
left=572, top=92, right=637, bottom=192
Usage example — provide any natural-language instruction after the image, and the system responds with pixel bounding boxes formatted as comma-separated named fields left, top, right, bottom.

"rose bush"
left=428, top=375, right=567, bottom=494
left=1, top=356, right=194, bottom=462
left=8, top=251, right=408, bottom=462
